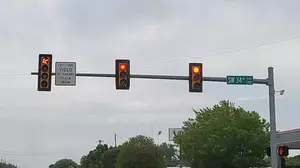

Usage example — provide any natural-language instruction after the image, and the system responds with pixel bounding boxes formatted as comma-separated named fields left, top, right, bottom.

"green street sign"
left=226, top=76, right=254, bottom=85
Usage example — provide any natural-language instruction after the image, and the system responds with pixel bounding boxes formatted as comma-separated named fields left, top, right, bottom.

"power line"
left=0, top=152, right=64, bottom=156
left=116, top=134, right=126, bottom=141
left=0, top=73, right=29, bottom=76
left=130, top=34, right=300, bottom=68
left=0, top=34, right=299, bottom=77
left=0, top=149, right=66, bottom=156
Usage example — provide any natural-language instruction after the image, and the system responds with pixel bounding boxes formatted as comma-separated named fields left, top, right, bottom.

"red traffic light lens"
left=279, top=147, right=283, bottom=155
left=193, top=66, right=200, bottom=73
left=119, top=63, right=127, bottom=71
left=42, top=57, right=49, bottom=65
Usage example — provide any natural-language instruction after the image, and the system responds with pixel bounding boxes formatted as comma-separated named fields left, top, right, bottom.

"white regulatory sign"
left=168, top=128, right=184, bottom=141
left=55, top=62, right=76, bottom=86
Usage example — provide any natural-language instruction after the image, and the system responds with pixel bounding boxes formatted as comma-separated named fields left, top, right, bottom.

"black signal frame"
left=115, top=59, right=130, bottom=90
left=189, top=63, right=203, bottom=92
left=38, top=54, right=52, bottom=91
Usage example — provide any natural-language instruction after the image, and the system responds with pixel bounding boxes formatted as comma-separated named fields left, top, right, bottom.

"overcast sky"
left=1, top=0, right=300, bottom=167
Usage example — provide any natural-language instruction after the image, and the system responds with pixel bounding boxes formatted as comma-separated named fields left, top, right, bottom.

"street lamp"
left=276, top=89, right=285, bottom=95
left=158, top=131, right=162, bottom=143
left=157, top=131, right=162, bottom=160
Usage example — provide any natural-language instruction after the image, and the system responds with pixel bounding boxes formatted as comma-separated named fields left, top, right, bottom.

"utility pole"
left=157, top=131, right=162, bottom=161
left=114, top=133, right=117, bottom=148
left=151, top=124, right=154, bottom=139
left=268, top=67, right=278, bottom=168
left=179, top=140, right=182, bottom=168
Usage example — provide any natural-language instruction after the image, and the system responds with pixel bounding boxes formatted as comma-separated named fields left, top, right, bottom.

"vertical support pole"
left=114, top=133, right=117, bottom=147
left=179, top=140, right=182, bottom=168
left=268, top=67, right=278, bottom=168
left=278, top=156, right=282, bottom=168
left=157, top=134, right=160, bottom=161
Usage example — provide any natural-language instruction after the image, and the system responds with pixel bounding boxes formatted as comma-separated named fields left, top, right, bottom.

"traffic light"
left=38, top=54, right=52, bottom=91
left=115, top=59, right=130, bottom=90
left=278, top=145, right=289, bottom=157
left=189, top=63, right=203, bottom=92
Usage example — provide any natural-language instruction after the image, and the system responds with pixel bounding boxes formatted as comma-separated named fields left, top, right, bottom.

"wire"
left=0, top=34, right=299, bottom=76
left=116, top=134, right=126, bottom=141
left=0, top=152, right=64, bottom=156
left=0, top=149, right=66, bottom=156
left=130, top=34, right=300, bottom=68
left=0, top=73, right=30, bottom=76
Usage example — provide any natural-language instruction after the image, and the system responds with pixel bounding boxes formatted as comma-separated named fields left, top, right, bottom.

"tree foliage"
left=159, top=142, right=180, bottom=167
left=49, top=159, right=78, bottom=168
left=286, top=155, right=300, bottom=166
left=80, top=140, right=109, bottom=168
left=49, top=101, right=274, bottom=168
left=100, top=147, right=120, bottom=168
left=175, top=100, right=270, bottom=168
left=116, top=135, right=165, bottom=168
left=0, top=162, right=18, bottom=168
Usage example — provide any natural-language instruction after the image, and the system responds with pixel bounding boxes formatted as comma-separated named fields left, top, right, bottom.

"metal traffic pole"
left=268, top=67, right=278, bottom=168
left=32, top=67, right=275, bottom=167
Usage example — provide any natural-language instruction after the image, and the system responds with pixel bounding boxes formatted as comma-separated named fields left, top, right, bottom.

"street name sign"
left=55, top=62, right=76, bottom=86
left=226, top=76, right=253, bottom=85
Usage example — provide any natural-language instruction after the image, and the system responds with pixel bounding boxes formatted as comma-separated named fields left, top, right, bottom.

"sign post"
left=168, top=128, right=184, bottom=168
left=55, top=62, right=76, bottom=86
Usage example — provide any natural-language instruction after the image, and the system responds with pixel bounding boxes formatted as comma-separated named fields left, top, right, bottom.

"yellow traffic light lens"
left=193, top=66, right=200, bottom=73
left=120, top=71, right=127, bottom=78
left=42, top=65, right=48, bottom=72
left=119, top=63, right=126, bottom=71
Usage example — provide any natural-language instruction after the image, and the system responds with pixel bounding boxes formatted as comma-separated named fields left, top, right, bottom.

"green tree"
left=80, top=140, right=109, bottom=168
left=116, top=135, right=165, bottom=168
left=0, top=162, right=18, bottom=168
left=175, top=100, right=269, bottom=168
left=159, top=142, right=179, bottom=167
left=50, top=159, right=78, bottom=168
left=101, top=147, right=120, bottom=168
left=286, top=155, right=300, bottom=166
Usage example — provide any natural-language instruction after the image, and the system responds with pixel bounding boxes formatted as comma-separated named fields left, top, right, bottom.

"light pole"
left=269, top=68, right=285, bottom=168
left=157, top=130, right=162, bottom=160
left=276, top=89, right=285, bottom=95
left=268, top=67, right=278, bottom=168
left=275, top=89, right=285, bottom=168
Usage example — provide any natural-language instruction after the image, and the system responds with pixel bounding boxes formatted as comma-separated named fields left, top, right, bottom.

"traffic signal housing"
left=38, top=54, right=52, bottom=91
left=278, top=145, right=289, bottom=157
left=189, top=63, right=203, bottom=92
left=115, top=59, right=130, bottom=90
